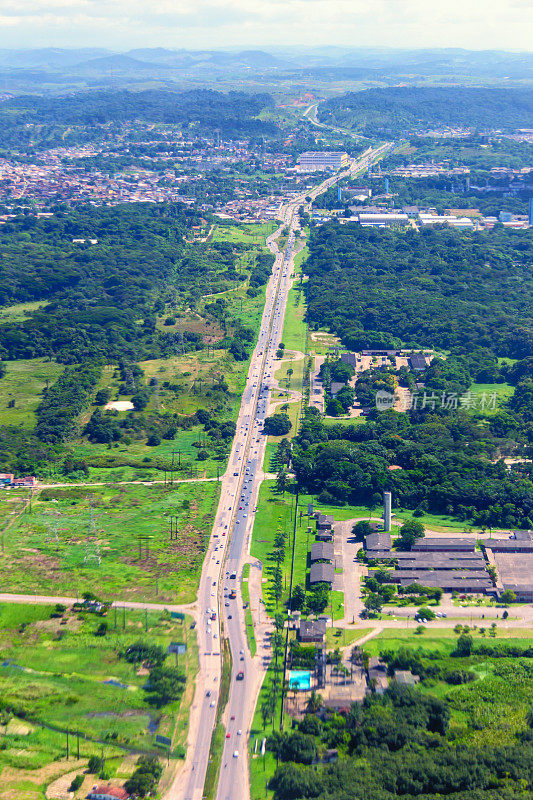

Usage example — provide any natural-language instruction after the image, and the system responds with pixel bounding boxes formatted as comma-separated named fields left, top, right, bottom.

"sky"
left=0, top=0, right=531, bottom=52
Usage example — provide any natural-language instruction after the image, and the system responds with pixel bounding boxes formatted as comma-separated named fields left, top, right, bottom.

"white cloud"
left=0, top=0, right=531, bottom=50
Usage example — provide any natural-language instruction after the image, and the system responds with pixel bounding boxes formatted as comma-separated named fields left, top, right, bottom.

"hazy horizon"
left=0, top=0, right=531, bottom=53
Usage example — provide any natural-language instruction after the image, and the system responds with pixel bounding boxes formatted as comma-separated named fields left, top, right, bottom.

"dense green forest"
left=0, top=89, right=276, bottom=140
left=304, top=222, right=533, bottom=358
left=0, top=203, right=194, bottom=363
left=292, top=396, right=533, bottom=528
left=0, top=203, right=273, bottom=364
left=319, top=87, right=533, bottom=136
left=290, top=220, right=533, bottom=527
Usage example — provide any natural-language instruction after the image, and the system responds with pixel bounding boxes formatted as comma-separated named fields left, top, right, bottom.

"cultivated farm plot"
left=2, top=482, right=219, bottom=603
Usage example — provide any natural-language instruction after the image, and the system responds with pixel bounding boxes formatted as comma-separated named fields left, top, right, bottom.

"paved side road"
left=0, top=593, right=196, bottom=615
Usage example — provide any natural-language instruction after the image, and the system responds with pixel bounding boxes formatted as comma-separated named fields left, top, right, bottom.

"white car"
left=233, top=750, right=239, bottom=758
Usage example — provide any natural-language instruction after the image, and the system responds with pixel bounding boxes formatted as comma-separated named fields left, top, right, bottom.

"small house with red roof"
left=87, top=785, right=130, bottom=800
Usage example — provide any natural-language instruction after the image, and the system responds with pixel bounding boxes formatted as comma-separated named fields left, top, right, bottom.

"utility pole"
left=280, top=486, right=298, bottom=731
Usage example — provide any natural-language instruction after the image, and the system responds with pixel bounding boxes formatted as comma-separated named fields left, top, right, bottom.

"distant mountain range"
left=0, top=47, right=530, bottom=90
left=0, top=47, right=289, bottom=74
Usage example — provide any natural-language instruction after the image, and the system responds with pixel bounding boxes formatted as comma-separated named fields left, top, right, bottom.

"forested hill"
left=319, top=87, right=533, bottom=136
left=304, top=222, right=533, bottom=359
left=0, top=88, right=276, bottom=135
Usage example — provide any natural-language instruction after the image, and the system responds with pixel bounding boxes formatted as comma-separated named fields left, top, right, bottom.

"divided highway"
left=176, top=143, right=391, bottom=800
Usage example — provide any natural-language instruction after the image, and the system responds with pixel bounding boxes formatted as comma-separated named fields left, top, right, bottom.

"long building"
left=297, top=151, right=348, bottom=173
left=398, top=575, right=492, bottom=592
left=311, top=542, right=334, bottom=562
left=412, top=538, right=476, bottom=552
left=357, top=212, right=409, bottom=228
left=310, top=562, right=335, bottom=586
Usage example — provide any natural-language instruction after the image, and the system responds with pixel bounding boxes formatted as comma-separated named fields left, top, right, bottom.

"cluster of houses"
left=309, top=512, right=336, bottom=588
left=0, top=473, right=37, bottom=489
left=367, top=657, right=419, bottom=695
left=0, top=129, right=295, bottom=212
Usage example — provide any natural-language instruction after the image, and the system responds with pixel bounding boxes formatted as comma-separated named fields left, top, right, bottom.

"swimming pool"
left=289, top=670, right=311, bottom=691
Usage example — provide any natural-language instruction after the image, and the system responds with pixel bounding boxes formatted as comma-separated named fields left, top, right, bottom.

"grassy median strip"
left=241, top=564, right=257, bottom=657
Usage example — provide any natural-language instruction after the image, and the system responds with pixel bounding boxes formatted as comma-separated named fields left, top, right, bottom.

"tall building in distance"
left=297, top=151, right=349, bottom=172
left=383, top=492, right=392, bottom=532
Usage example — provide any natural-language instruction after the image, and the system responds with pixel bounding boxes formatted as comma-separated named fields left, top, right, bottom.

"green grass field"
left=323, top=414, right=365, bottom=426
left=267, top=352, right=306, bottom=444
left=0, top=605, right=198, bottom=769
left=0, top=359, right=64, bottom=429
left=210, top=222, right=277, bottom=245
left=2, top=481, right=220, bottom=603
left=71, top=425, right=228, bottom=483
left=249, top=655, right=284, bottom=800
left=281, top=286, right=307, bottom=353
left=469, top=382, right=514, bottom=415
left=325, top=627, right=372, bottom=649
left=0, top=300, right=48, bottom=324
left=250, top=482, right=301, bottom=614
left=292, top=243, right=309, bottom=274
left=362, top=626, right=533, bottom=657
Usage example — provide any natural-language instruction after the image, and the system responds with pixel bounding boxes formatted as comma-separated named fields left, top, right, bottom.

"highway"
left=175, top=143, right=390, bottom=800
